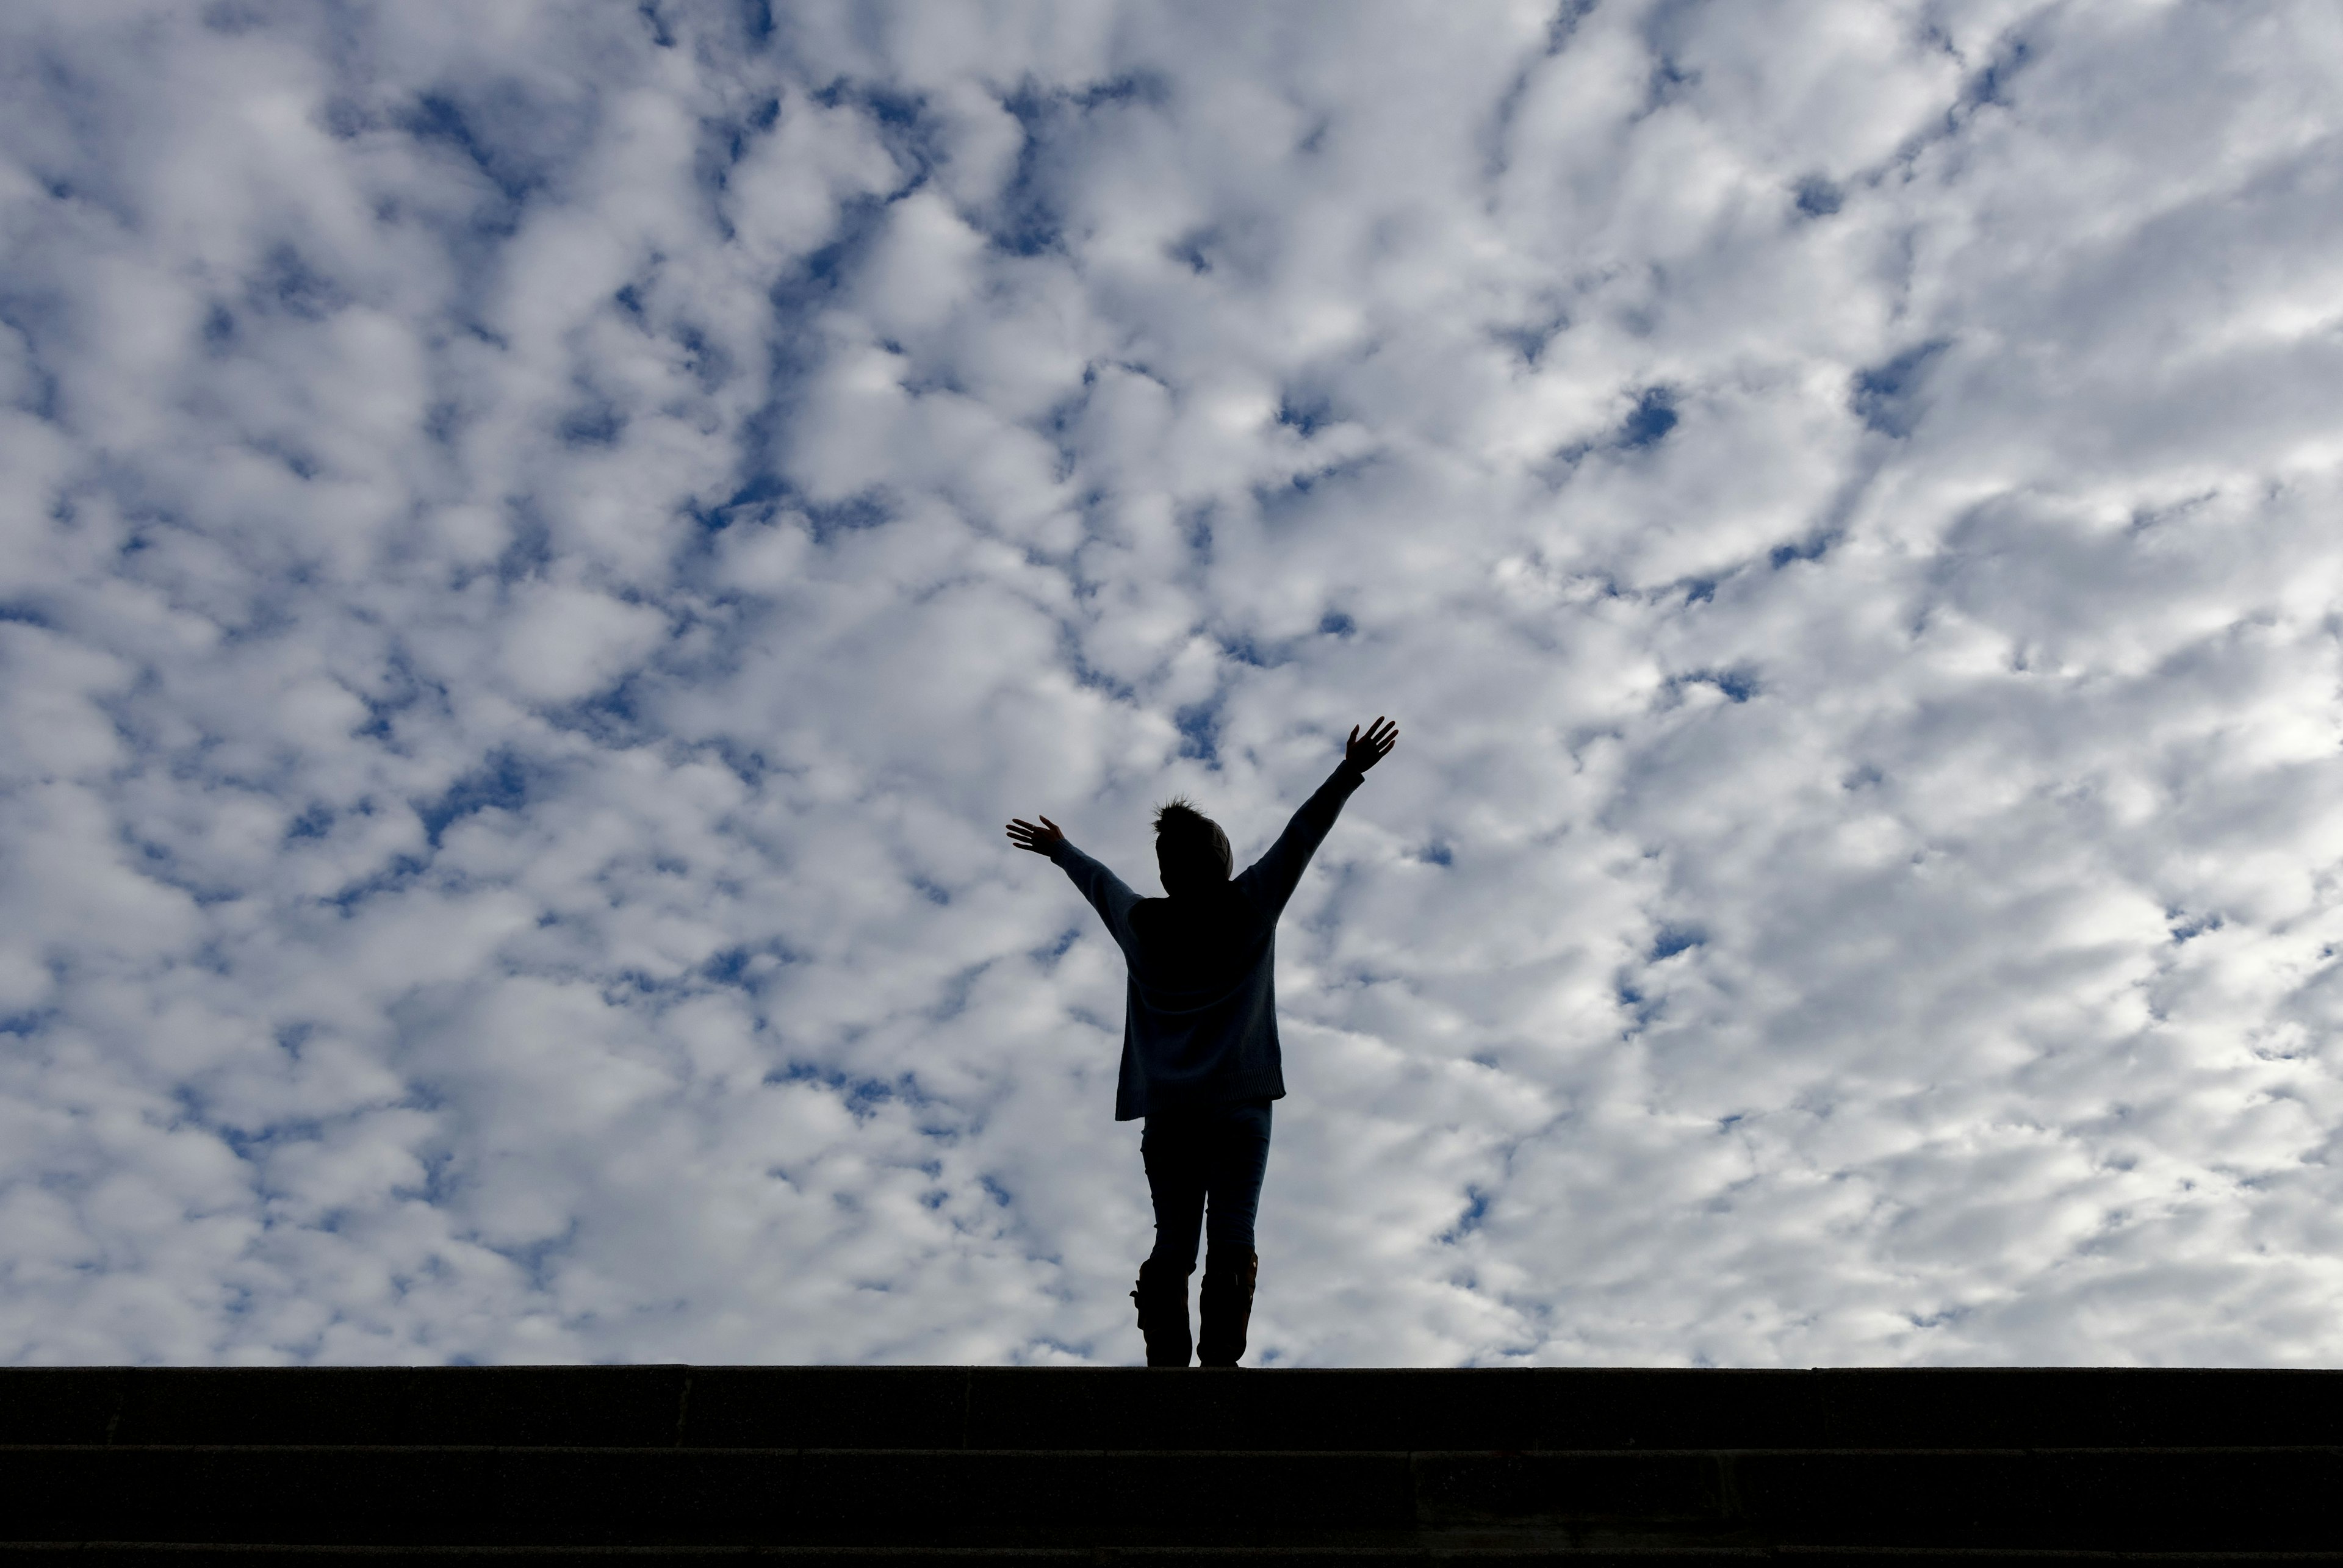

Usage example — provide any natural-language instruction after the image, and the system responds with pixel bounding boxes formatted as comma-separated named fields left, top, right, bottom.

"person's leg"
left=1134, top=1112, right=1207, bottom=1367
left=1142, top=1110, right=1211, bottom=1270
left=1196, top=1099, right=1272, bottom=1367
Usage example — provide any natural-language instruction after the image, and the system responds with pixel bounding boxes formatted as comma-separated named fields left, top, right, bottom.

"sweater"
left=1050, top=761, right=1366, bottom=1120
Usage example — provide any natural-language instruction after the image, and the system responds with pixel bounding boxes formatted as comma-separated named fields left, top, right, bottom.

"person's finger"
left=1040, top=816, right=1059, bottom=832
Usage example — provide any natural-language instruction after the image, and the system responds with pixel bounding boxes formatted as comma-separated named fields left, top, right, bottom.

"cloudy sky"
left=5, top=0, right=2343, bottom=1368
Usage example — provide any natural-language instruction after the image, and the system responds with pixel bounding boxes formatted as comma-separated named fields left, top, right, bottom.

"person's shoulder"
left=1222, top=871, right=1276, bottom=913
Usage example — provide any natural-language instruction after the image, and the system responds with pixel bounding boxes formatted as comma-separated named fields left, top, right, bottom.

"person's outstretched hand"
left=1344, top=716, right=1398, bottom=773
left=1006, top=816, right=1065, bottom=856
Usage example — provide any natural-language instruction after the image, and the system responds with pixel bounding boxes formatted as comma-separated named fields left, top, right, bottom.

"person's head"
left=1154, top=796, right=1232, bottom=896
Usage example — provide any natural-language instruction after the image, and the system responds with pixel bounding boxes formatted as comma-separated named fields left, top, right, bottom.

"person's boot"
left=1131, top=1258, right=1193, bottom=1367
left=1195, top=1248, right=1258, bottom=1367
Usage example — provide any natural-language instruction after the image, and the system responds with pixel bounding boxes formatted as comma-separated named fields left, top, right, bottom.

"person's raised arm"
left=1007, top=813, right=1143, bottom=951
left=1240, top=716, right=1397, bottom=915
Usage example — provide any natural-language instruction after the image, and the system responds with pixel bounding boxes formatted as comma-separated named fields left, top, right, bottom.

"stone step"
left=5, top=1370, right=2339, bottom=1559
left=0, top=1444, right=2337, bottom=1552
left=6, top=1368, right=2342, bottom=1453
left=2, top=1548, right=2342, bottom=1566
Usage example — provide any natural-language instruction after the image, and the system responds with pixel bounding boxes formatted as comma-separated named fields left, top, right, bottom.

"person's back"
left=1116, top=867, right=1273, bottom=1119
left=1006, top=716, right=1398, bottom=1366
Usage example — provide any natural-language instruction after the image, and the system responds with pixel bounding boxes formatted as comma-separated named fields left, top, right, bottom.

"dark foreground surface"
left=1, top=1365, right=2339, bottom=1564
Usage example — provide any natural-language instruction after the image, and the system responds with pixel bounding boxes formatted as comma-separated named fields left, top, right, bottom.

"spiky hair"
left=1153, top=796, right=1217, bottom=838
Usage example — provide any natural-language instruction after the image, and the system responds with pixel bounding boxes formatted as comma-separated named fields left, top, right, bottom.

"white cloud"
left=499, top=583, right=668, bottom=705
left=1, top=0, right=2342, bottom=1368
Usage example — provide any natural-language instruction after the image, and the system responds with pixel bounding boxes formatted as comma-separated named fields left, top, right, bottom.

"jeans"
left=1141, top=1097, right=1272, bottom=1271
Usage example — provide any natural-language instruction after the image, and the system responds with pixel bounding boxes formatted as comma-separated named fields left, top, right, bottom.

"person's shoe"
left=1132, top=1258, right=1193, bottom=1367
left=1195, top=1248, right=1258, bottom=1367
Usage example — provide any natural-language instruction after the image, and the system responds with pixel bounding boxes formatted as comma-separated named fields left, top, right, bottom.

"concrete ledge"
left=2, top=1545, right=2343, bottom=1566
left=5, top=1370, right=2341, bottom=1558
left=0, top=1445, right=2338, bottom=1550
left=5, top=1368, right=2342, bottom=1453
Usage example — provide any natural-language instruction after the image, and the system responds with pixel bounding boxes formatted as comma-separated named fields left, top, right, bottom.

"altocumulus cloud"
left=2, top=0, right=2342, bottom=1367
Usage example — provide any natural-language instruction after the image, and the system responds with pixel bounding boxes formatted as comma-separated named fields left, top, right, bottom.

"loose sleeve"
left=1051, top=840, right=1145, bottom=954
left=1237, top=762, right=1366, bottom=916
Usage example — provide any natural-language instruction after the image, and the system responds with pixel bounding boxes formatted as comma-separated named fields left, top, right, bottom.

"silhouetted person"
left=1007, top=716, right=1398, bottom=1366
